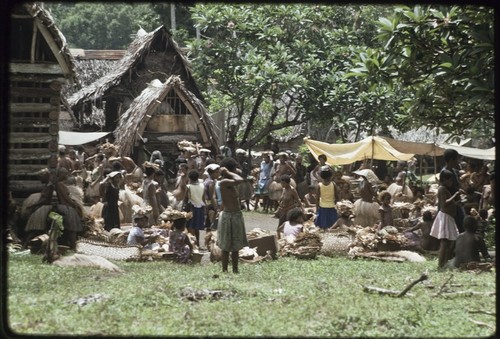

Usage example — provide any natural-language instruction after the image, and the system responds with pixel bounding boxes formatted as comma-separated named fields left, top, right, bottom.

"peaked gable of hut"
left=10, top=2, right=78, bottom=85
left=68, top=25, right=203, bottom=128
left=114, top=76, right=220, bottom=158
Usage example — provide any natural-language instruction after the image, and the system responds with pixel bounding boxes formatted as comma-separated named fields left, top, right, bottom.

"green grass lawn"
left=5, top=252, right=496, bottom=337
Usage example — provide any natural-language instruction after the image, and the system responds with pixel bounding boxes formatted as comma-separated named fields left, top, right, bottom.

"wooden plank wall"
left=9, top=75, right=61, bottom=199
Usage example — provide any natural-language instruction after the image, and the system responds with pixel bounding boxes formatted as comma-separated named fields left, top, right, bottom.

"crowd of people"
left=12, top=140, right=496, bottom=272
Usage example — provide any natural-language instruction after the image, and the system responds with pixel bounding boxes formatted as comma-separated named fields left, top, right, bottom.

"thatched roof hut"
left=68, top=25, right=203, bottom=131
left=114, top=76, right=220, bottom=158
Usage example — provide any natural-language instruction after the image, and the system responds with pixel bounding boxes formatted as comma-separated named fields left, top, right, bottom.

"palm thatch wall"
left=114, top=76, right=220, bottom=157
left=64, top=59, right=117, bottom=97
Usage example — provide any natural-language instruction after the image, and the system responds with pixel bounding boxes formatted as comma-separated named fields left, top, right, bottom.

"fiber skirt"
left=296, top=181, right=308, bottom=199
left=25, top=205, right=84, bottom=232
left=315, top=207, right=338, bottom=229
left=187, top=206, right=206, bottom=230
left=430, top=211, right=459, bottom=240
left=216, top=210, right=248, bottom=252
left=237, top=181, right=253, bottom=200
left=268, top=181, right=283, bottom=201
left=25, top=205, right=52, bottom=231
left=353, top=199, right=380, bottom=227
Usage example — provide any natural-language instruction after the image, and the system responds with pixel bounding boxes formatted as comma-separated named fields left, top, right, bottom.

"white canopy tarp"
left=304, top=136, right=415, bottom=165
left=437, top=143, right=496, bottom=161
left=379, top=136, right=495, bottom=161
left=58, top=131, right=111, bottom=146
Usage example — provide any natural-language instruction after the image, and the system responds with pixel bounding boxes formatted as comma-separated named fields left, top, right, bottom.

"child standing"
left=169, top=216, right=193, bottom=264
left=184, top=169, right=206, bottom=246
left=378, top=191, right=394, bottom=229
left=315, top=165, right=339, bottom=229
left=430, top=169, right=464, bottom=269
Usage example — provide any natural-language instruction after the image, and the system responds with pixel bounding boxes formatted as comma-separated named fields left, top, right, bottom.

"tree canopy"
left=44, top=3, right=494, bottom=146
left=187, top=4, right=400, bottom=149
left=364, top=5, right=494, bottom=139
left=47, top=3, right=161, bottom=49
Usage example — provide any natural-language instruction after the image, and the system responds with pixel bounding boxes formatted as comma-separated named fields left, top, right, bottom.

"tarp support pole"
left=419, top=155, right=423, bottom=183
left=433, top=145, right=438, bottom=182
left=371, top=136, right=374, bottom=167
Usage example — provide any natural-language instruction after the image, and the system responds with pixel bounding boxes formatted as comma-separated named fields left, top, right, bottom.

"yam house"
left=68, top=25, right=220, bottom=164
left=9, top=2, right=77, bottom=200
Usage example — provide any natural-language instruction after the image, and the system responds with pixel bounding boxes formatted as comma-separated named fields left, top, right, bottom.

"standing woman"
left=430, top=169, right=463, bottom=269
left=100, top=171, right=123, bottom=231
left=53, top=167, right=85, bottom=249
left=142, top=164, right=161, bottom=224
left=310, top=154, right=327, bottom=188
left=294, top=155, right=308, bottom=200
left=275, top=174, right=302, bottom=228
left=315, top=165, right=340, bottom=230
left=86, top=153, right=105, bottom=204
left=172, top=162, right=189, bottom=210
left=254, top=152, right=274, bottom=212
left=217, top=157, right=248, bottom=273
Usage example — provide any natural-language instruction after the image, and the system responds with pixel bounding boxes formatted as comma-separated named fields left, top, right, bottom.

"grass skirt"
left=430, top=211, right=459, bottom=240
left=296, top=181, right=308, bottom=199
left=268, top=181, right=283, bottom=201
left=237, top=181, right=253, bottom=200
left=25, top=205, right=52, bottom=231
left=353, top=199, right=380, bottom=227
left=25, top=205, right=84, bottom=232
left=216, top=210, right=248, bottom=252
left=21, top=193, right=42, bottom=220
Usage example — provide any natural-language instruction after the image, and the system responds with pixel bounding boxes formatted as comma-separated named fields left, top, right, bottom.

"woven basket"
left=76, top=239, right=141, bottom=261
left=319, top=233, right=353, bottom=256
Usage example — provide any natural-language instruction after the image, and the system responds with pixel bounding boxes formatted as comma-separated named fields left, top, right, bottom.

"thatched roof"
left=68, top=25, right=202, bottom=110
left=22, top=2, right=78, bottom=84
left=114, top=76, right=220, bottom=156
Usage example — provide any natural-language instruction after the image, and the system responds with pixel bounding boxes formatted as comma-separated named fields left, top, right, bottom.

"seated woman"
left=303, top=185, right=318, bottom=211
left=330, top=209, right=354, bottom=231
left=127, top=214, right=148, bottom=245
left=276, top=208, right=305, bottom=240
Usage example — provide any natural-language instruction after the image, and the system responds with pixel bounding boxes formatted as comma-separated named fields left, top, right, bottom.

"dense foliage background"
left=45, top=3, right=495, bottom=147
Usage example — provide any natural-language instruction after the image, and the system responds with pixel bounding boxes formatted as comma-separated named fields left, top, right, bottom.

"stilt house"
left=9, top=2, right=77, bottom=199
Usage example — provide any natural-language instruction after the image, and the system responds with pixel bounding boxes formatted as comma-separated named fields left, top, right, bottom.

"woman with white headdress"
left=352, top=169, right=380, bottom=227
